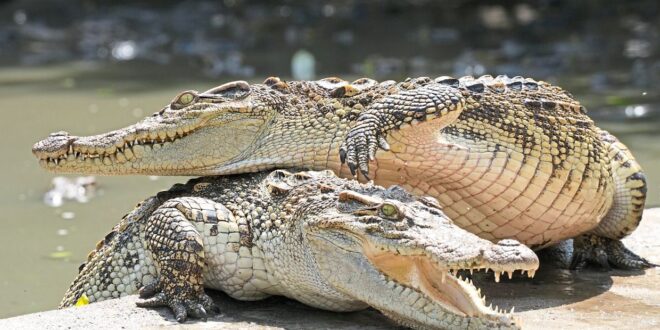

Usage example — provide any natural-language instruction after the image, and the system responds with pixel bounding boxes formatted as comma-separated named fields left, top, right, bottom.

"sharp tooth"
left=494, top=272, right=501, bottom=283
left=68, top=145, right=73, bottom=154
left=469, top=269, right=474, bottom=275
left=507, top=271, right=513, bottom=279
left=476, top=287, right=481, bottom=296
left=510, top=306, right=515, bottom=314
left=528, top=269, right=536, bottom=278
left=54, top=158, right=59, bottom=165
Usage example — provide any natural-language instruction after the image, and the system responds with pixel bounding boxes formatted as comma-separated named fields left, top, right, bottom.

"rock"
left=2, top=209, right=659, bottom=330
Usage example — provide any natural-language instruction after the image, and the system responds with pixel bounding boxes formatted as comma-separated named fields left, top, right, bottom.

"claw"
left=199, top=294, right=218, bottom=313
left=378, top=135, right=390, bottom=151
left=138, top=280, right=161, bottom=298
left=136, top=292, right=167, bottom=307
left=172, top=303, right=187, bottom=323
left=360, top=168, right=371, bottom=181
left=347, top=161, right=358, bottom=177
left=188, top=305, right=207, bottom=321
left=339, top=147, right=347, bottom=164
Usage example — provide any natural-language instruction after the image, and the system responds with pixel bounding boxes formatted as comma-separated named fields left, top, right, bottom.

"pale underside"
left=319, top=121, right=612, bottom=248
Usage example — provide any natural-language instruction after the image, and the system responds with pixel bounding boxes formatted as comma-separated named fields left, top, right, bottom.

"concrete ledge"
left=2, top=209, right=659, bottom=330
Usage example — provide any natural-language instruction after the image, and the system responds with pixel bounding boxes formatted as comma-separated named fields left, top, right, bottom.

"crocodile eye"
left=380, top=203, right=400, bottom=220
left=171, top=91, right=197, bottom=109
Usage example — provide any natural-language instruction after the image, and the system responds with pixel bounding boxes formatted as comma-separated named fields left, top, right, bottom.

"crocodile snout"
left=482, top=238, right=539, bottom=281
left=32, top=132, right=77, bottom=159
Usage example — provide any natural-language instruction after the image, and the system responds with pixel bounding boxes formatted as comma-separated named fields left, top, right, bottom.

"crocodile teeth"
left=46, top=127, right=195, bottom=166
left=494, top=271, right=501, bottom=283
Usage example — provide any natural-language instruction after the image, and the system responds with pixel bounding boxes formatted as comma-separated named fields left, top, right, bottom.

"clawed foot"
left=136, top=278, right=219, bottom=322
left=339, top=116, right=390, bottom=180
left=571, top=234, right=657, bottom=270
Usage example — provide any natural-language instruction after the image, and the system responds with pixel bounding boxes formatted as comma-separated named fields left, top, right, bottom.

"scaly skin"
left=33, top=75, right=653, bottom=269
left=61, top=170, right=539, bottom=329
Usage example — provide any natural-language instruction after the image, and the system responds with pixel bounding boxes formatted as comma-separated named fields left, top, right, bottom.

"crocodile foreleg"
left=339, top=81, right=466, bottom=178
left=136, top=197, right=218, bottom=321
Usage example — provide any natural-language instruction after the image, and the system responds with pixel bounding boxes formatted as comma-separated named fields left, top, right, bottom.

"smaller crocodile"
left=61, top=170, right=539, bottom=329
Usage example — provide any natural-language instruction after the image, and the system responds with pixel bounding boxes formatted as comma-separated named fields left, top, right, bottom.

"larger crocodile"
left=62, top=170, right=539, bottom=329
left=33, top=75, right=652, bottom=269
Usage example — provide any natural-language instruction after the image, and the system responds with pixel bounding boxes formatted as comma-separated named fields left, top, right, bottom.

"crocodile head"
left=301, top=182, right=538, bottom=329
left=32, top=81, right=280, bottom=175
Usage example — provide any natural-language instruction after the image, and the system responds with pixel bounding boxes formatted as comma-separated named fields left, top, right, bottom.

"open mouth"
left=33, top=127, right=195, bottom=168
left=365, top=247, right=535, bottom=321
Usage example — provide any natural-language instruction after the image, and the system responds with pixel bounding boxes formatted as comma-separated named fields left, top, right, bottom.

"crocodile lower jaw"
left=366, top=249, right=533, bottom=322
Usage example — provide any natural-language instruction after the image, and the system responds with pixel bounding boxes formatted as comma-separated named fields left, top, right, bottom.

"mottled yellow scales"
left=33, top=74, right=651, bottom=270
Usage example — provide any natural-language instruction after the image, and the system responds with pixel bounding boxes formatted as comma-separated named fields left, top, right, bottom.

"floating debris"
left=49, top=246, right=72, bottom=259
left=43, top=176, right=97, bottom=207
left=291, top=49, right=316, bottom=80
left=61, top=212, right=76, bottom=220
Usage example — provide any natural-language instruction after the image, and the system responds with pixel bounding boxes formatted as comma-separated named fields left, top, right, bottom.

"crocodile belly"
left=192, top=221, right=275, bottom=300
left=366, top=139, right=613, bottom=248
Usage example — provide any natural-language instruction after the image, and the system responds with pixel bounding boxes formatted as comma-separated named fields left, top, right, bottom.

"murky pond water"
left=0, top=64, right=658, bottom=318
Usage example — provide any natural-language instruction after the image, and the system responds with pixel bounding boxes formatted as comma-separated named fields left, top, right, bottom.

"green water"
left=0, top=64, right=658, bottom=318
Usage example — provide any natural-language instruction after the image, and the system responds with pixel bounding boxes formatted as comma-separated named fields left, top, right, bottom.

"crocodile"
left=33, top=75, right=652, bottom=269
left=61, top=170, right=539, bottom=329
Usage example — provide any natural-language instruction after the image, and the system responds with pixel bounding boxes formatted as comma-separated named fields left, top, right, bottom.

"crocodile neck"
left=210, top=119, right=348, bottom=175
